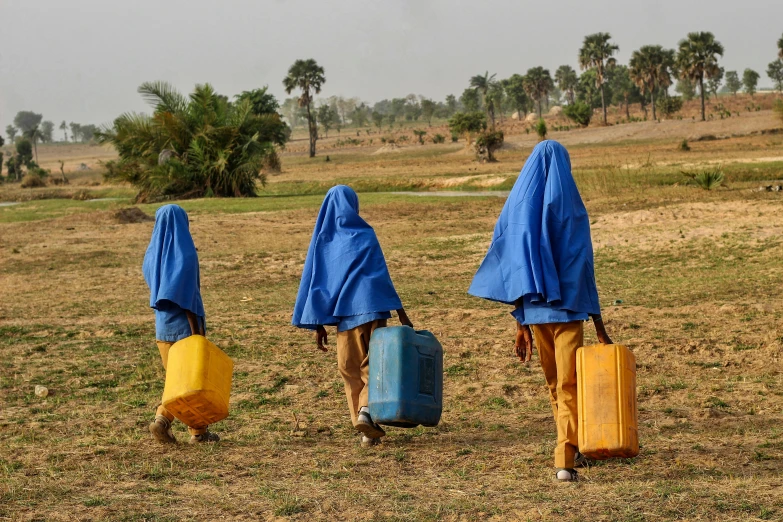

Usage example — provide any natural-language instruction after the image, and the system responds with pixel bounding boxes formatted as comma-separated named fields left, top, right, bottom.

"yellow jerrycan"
left=162, top=335, right=234, bottom=429
left=576, top=344, right=639, bottom=459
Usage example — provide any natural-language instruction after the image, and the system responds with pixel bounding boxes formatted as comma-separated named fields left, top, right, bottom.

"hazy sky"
left=1, top=0, right=782, bottom=132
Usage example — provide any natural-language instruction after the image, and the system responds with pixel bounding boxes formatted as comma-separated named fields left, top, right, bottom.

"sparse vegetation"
left=535, top=118, right=547, bottom=141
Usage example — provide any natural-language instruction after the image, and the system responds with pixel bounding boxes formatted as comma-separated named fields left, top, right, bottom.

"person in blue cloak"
left=468, top=141, right=612, bottom=482
left=143, top=204, right=220, bottom=444
left=292, top=185, right=413, bottom=448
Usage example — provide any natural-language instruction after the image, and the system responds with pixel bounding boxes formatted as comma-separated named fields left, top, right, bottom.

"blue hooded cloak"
left=143, top=204, right=205, bottom=318
left=292, top=185, right=402, bottom=330
left=468, top=140, right=600, bottom=316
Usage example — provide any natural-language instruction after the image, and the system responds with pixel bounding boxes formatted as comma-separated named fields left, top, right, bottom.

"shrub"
left=475, top=130, right=504, bottom=163
left=562, top=102, right=592, bottom=127
left=96, top=82, right=287, bottom=202
left=685, top=167, right=724, bottom=190
left=679, top=139, right=691, bottom=152
left=413, top=129, right=427, bottom=145
left=535, top=119, right=547, bottom=141
left=450, top=132, right=459, bottom=143
left=432, top=134, right=446, bottom=144
left=20, top=172, right=46, bottom=188
left=656, top=96, right=683, bottom=118
left=448, top=112, right=487, bottom=144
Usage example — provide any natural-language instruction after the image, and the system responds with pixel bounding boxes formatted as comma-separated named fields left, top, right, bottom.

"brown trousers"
left=336, top=319, right=387, bottom=426
left=155, top=340, right=206, bottom=436
left=531, top=321, right=584, bottom=469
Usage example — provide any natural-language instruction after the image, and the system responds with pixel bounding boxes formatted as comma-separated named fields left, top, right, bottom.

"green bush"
left=685, top=167, right=724, bottom=190
left=562, top=102, right=592, bottom=127
left=96, top=82, right=288, bottom=202
left=475, top=130, right=504, bottom=162
left=679, top=139, right=691, bottom=152
left=656, top=96, right=684, bottom=118
left=432, top=134, right=446, bottom=144
left=448, top=112, right=487, bottom=143
left=535, top=119, right=547, bottom=141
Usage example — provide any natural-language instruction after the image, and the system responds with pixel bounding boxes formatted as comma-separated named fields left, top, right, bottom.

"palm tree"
left=675, top=32, right=724, bottom=122
left=470, top=72, right=498, bottom=129
left=579, top=33, right=619, bottom=125
left=554, top=65, right=579, bottom=104
left=629, top=45, right=675, bottom=121
left=778, top=33, right=783, bottom=59
left=283, top=59, right=326, bottom=158
left=523, top=67, right=554, bottom=118
left=59, top=120, right=68, bottom=142
left=96, top=81, right=287, bottom=202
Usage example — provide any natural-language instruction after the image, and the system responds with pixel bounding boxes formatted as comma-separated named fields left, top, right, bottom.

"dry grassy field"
left=1, top=107, right=783, bottom=521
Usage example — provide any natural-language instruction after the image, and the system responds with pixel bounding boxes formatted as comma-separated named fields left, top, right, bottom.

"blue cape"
left=292, top=185, right=402, bottom=329
left=142, top=204, right=205, bottom=317
left=468, top=140, right=600, bottom=315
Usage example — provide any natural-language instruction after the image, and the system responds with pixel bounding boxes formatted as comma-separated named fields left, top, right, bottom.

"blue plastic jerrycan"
left=368, top=326, right=443, bottom=428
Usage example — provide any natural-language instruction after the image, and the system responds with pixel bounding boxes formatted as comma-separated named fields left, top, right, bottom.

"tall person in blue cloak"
left=468, top=141, right=612, bottom=482
left=143, top=204, right=220, bottom=444
left=292, top=185, right=414, bottom=448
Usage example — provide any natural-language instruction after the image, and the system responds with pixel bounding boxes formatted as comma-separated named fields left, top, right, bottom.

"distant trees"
left=523, top=67, right=554, bottom=118
left=445, top=95, right=458, bottom=116
left=448, top=112, right=486, bottom=145
left=371, top=111, right=384, bottom=132
left=675, top=32, right=724, bottom=121
left=59, top=121, right=68, bottom=141
left=554, top=65, right=578, bottom=104
left=742, top=68, right=760, bottom=96
left=578, top=33, right=619, bottom=124
left=283, top=58, right=325, bottom=158
left=6, top=125, right=18, bottom=142
left=767, top=60, right=783, bottom=92
left=460, top=87, right=481, bottom=113
left=675, top=78, right=696, bottom=101
left=610, top=65, right=642, bottom=120
left=706, top=67, right=724, bottom=99
left=501, top=74, right=529, bottom=119
left=725, top=71, right=741, bottom=95
left=779, top=33, right=783, bottom=59
left=97, top=81, right=287, bottom=202
left=317, top=103, right=338, bottom=137
left=13, top=111, right=43, bottom=134
left=68, top=123, right=98, bottom=143
left=40, top=121, right=55, bottom=143
left=470, top=72, right=498, bottom=129
left=629, top=45, right=675, bottom=121
left=420, top=98, right=436, bottom=126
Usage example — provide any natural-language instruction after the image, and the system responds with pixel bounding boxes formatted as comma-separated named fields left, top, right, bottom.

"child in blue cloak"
left=143, top=204, right=219, bottom=444
left=468, top=141, right=612, bottom=482
left=292, top=185, right=413, bottom=448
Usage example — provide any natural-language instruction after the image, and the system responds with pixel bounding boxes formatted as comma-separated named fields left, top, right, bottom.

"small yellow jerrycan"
left=576, top=344, right=639, bottom=460
left=162, top=335, right=234, bottom=429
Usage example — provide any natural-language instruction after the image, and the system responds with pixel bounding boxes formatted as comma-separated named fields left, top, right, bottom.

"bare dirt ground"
left=1, top=112, right=783, bottom=521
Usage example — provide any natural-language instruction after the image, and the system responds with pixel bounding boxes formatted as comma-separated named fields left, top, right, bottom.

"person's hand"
left=397, top=308, right=414, bottom=329
left=315, top=325, right=328, bottom=352
left=593, top=316, right=613, bottom=345
left=515, top=323, right=533, bottom=362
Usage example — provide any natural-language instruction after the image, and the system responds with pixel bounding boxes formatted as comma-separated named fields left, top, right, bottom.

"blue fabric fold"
left=468, top=140, right=600, bottom=316
left=292, top=185, right=402, bottom=330
left=142, top=204, right=205, bottom=318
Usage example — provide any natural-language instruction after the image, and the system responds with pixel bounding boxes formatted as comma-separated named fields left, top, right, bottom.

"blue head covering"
left=468, top=140, right=600, bottom=315
left=142, top=204, right=205, bottom=317
left=292, top=185, right=402, bottom=329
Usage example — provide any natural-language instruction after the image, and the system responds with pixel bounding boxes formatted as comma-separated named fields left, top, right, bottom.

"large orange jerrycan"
left=162, top=335, right=234, bottom=429
left=576, top=344, right=639, bottom=459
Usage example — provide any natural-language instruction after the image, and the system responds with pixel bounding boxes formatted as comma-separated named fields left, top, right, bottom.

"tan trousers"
left=531, top=321, right=584, bottom=469
left=155, top=341, right=206, bottom=436
left=336, top=319, right=387, bottom=426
